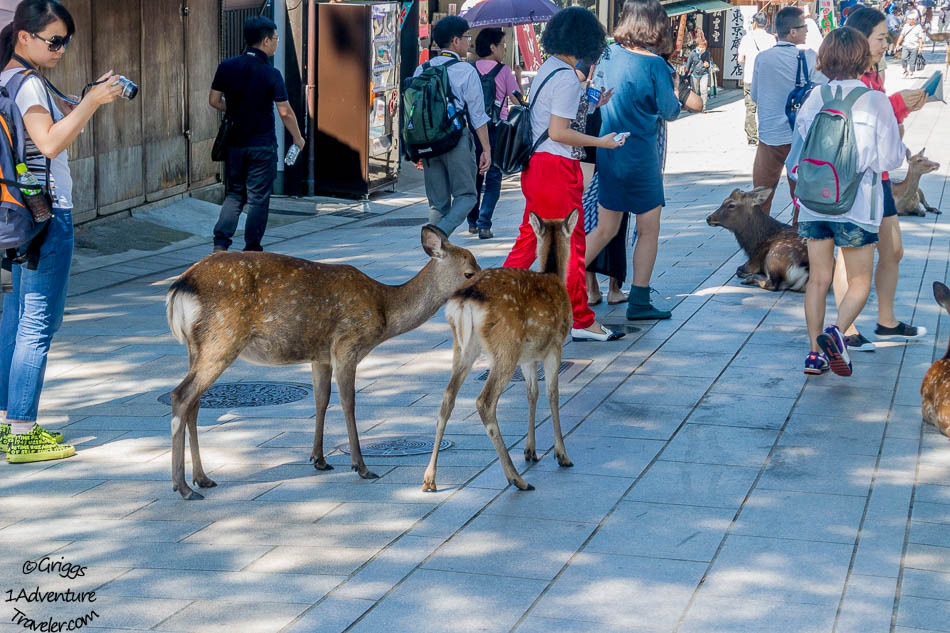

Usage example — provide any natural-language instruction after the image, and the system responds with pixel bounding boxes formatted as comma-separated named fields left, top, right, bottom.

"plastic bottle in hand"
left=16, top=163, right=50, bottom=222
left=284, top=144, right=301, bottom=166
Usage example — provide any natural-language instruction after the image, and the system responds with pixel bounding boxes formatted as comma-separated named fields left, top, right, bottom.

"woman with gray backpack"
left=790, top=27, right=905, bottom=377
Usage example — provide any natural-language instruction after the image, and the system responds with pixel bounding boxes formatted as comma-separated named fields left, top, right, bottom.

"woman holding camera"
left=0, top=0, right=124, bottom=463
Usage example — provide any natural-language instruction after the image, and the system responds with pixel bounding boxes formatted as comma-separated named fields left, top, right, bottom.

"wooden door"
left=187, top=0, right=222, bottom=188
left=142, top=0, right=188, bottom=200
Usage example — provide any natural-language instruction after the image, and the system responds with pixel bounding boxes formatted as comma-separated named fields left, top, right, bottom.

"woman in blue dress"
left=584, top=0, right=685, bottom=320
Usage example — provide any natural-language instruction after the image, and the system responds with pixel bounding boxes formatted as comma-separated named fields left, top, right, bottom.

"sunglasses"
left=31, top=33, right=70, bottom=52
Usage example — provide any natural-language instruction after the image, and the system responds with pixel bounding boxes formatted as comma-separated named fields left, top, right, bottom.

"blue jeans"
left=0, top=209, right=73, bottom=422
left=797, top=219, right=879, bottom=248
left=214, top=145, right=278, bottom=251
left=468, top=126, right=502, bottom=230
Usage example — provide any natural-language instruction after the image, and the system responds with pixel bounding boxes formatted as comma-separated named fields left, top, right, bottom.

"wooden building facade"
left=45, top=0, right=222, bottom=224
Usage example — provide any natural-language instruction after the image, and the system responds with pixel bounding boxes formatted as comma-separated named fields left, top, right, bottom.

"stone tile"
left=781, top=413, right=887, bottom=456
left=609, top=374, right=715, bottom=407
left=408, top=487, right=501, bottom=538
left=281, top=597, right=375, bottom=633
left=756, top=447, right=876, bottom=496
left=914, top=499, right=950, bottom=524
left=626, top=460, right=760, bottom=509
left=689, top=393, right=796, bottom=429
left=47, top=540, right=273, bottom=572
left=422, top=514, right=594, bottom=580
left=733, top=490, right=866, bottom=544
left=0, top=517, right=208, bottom=543
left=701, top=534, right=852, bottom=604
left=661, top=424, right=778, bottom=467
left=76, top=479, right=281, bottom=502
left=45, top=595, right=192, bottom=630
left=579, top=400, right=692, bottom=440
left=526, top=434, right=663, bottom=478
left=831, top=574, right=899, bottom=633
left=98, top=567, right=342, bottom=603
left=483, top=470, right=634, bottom=523
left=345, top=568, right=548, bottom=633
left=334, top=535, right=445, bottom=600
left=850, top=484, right=914, bottom=578
left=124, top=499, right=340, bottom=523
left=901, top=568, right=950, bottom=602
left=710, top=364, right=807, bottom=399
left=182, top=518, right=404, bottom=550
left=586, top=501, right=734, bottom=562
left=315, top=501, right=437, bottom=529
left=513, top=615, right=644, bottom=633
left=254, top=481, right=455, bottom=504
left=243, top=544, right=381, bottom=576
left=636, top=350, right=733, bottom=379
left=679, top=594, right=838, bottom=633
left=157, top=600, right=312, bottom=633
left=910, top=520, right=950, bottom=549
left=532, top=551, right=706, bottom=631
left=896, top=595, right=950, bottom=632
left=794, top=384, right=894, bottom=420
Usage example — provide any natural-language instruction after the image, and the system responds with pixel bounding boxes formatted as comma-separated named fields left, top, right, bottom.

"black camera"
left=116, top=76, right=138, bottom=100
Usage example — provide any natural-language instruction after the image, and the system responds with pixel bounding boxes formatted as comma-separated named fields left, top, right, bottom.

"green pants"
left=743, top=83, right=757, bottom=144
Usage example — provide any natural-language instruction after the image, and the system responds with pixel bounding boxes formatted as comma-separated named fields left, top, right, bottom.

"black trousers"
left=213, top=144, right=278, bottom=251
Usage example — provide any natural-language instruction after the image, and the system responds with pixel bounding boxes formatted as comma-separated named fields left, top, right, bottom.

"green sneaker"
left=6, top=427, right=75, bottom=463
left=0, top=423, right=64, bottom=453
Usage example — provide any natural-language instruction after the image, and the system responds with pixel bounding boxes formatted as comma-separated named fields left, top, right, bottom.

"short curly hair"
left=540, top=7, right=607, bottom=64
left=613, top=0, right=673, bottom=56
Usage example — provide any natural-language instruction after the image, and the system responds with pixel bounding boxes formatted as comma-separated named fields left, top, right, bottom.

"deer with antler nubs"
left=164, top=227, right=480, bottom=500
left=422, top=210, right=579, bottom=493
left=921, top=281, right=950, bottom=439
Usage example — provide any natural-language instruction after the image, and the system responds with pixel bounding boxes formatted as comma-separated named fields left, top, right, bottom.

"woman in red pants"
left=503, top=7, right=626, bottom=342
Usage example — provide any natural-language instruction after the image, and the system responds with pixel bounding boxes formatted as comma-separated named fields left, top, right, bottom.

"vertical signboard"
left=516, top=24, right=543, bottom=71
left=723, top=6, right=759, bottom=83
left=817, top=0, right=836, bottom=34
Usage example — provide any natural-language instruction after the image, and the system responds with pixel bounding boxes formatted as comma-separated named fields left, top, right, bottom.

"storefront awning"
left=663, top=0, right=733, bottom=16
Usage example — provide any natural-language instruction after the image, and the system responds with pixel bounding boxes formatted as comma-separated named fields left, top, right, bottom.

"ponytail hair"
left=0, top=0, right=75, bottom=69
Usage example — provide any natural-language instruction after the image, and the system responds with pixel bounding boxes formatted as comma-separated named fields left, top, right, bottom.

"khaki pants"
left=743, top=83, right=757, bottom=144
left=752, top=142, right=795, bottom=215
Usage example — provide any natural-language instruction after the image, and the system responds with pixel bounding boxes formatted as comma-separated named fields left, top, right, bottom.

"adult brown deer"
left=165, top=227, right=480, bottom=500
left=921, top=281, right=950, bottom=438
left=892, top=148, right=941, bottom=216
left=422, top=210, right=578, bottom=493
left=706, top=187, right=809, bottom=292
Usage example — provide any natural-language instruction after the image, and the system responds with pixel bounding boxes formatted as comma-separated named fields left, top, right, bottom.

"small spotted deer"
left=423, top=210, right=578, bottom=493
left=921, top=281, right=950, bottom=438
left=893, top=148, right=941, bottom=216
left=706, top=187, right=809, bottom=291
left=165, top=227, right=480, bottom=500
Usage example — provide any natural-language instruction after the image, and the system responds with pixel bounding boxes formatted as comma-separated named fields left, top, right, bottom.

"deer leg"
left=423, top=336, right=479, bottom=492
left=919, top=189, right=941, bottom=214
left=477, top=358, right=532, bottom=490
left=310, top=362, right=334, bottom=471
left=333, top=348, right=377, bottom=480
left=170, top=354, right=233, bottom=500
left=542, top=350, right=572, bottom=468
left=736, top=260, right=756, bottom=278
left=522, top=361, right=540, bottom=462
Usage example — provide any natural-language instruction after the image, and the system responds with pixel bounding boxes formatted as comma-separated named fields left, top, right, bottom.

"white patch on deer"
left=171, top=414, right=182, bottom=436
left=786, top=265, right=808, bottom=291
left=166, top=290, right=201, bottom=344
left=446, top=299, right=485, bottom=356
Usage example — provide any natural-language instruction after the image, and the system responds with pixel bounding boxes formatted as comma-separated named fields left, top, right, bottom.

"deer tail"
left=165, top=279, right=202, bottom=346
left=446, top=298, right=480, bottom=357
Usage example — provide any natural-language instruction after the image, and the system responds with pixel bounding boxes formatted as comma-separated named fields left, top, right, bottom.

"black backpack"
left=473, top=61, right=504, bottom=125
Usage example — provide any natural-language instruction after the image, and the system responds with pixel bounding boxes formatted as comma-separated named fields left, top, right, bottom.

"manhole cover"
left=329, top=209, right=382, bottom=219
left=477, top=361, right=573, bottom=382
left=336, top=435, right=453, bottom=456
left=599, top=321, right=642, bottom=334
left=158, top=382, right=311, bottom=408
left=368, top=217, right=429, bottom=227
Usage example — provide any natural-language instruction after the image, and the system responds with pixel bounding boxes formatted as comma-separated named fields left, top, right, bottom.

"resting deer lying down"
left=921, top=281, right=950, bottom=438
left=706, top=186, right=809, bottom=292
left=165, top=227, right=480, bottom=500
left=423, top=210, right=578, bottom=492
left=893, top=148, right=941, bottom=216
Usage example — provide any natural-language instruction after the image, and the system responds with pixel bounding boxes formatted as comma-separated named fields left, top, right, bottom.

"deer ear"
left=906, top=148, right=913, bottom=161
left=934, top=281, right=950, bottom=311
left=563, top=209, right=579, bottom=237
left=421, top=225, right=447, bottom=259
left=748, top=186, right=773, bottom=207
left=528, top=212, right=544, bottom=237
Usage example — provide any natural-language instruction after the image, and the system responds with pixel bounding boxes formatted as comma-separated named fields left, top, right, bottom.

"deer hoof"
left=556, top=453, right=574, bottom=468
left=313, top=459, right=334, bottom=471
left=524, top=448, right=539, bottom=462
left=511, top=478, right=535, bottom=491
left=422, top=479, right=437, bottom=492
left=194, top=477, right=217, bottom=489
left=353, top=466, right=380, bottom=479
left=930, top=208, right=942, bottom=215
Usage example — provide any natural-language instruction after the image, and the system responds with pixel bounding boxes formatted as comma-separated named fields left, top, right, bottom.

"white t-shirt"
left=901, top=23, right=924, bottom=49
left=751, top=42, right=826, bottom=146
left=529, top=56, right=583, bottom=160
left=803, top=18, right=823, bottom=53
left=737, top=29, right=776, bottom=84
left=0, top=68, right=73, bottom=209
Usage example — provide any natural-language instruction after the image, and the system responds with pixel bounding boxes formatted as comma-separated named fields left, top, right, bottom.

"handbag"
left=916, top=52, right=926, bottom=71
left=491, top=67, right=569, bottom=176
left=211, top=116, right=233, bottom=162
left=786, top=51, right=815, bottom=130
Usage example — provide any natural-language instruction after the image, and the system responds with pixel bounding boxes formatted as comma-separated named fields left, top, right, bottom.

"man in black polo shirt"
left=209, top=16, right=305, bottom=252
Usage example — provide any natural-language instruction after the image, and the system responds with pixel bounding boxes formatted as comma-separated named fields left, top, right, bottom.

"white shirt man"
left=737, top=15, right=776, bottom=144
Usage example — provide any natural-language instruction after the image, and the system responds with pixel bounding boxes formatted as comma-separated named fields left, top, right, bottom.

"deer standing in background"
left=706, top=187, right=809, bottom=292
left=893, top=148, right=941, bottom=216
left=165, top=227, right=480, bottom=500
left=422, top=210, right=579, bottom=493
left=921, top=281, right=950, bottom=438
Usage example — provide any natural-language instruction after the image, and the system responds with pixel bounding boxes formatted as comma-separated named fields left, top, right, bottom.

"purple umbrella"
left=460, top=0, right=559, bottom=27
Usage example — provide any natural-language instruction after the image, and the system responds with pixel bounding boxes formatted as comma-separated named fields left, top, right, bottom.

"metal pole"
left=306, top=0, right=316, bottom=196
left=274, top=0, right=287, bottom=187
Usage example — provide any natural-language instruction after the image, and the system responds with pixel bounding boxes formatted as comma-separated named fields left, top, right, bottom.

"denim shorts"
left=797, top=220, right=879, bottom=247
left=882, top=179, right=897, bottom=218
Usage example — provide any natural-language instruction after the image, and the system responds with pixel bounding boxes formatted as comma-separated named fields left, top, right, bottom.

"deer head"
left=706, top=187, right=774, bottom=228
left=528, top=209, right=578, bottom=280
left=420, top=225, right=481, bottom=297
left=906, top=148, right=940, bottom=177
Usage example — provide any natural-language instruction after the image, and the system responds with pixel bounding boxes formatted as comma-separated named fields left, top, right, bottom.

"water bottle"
left=16, top=163, right=50, bottom=222
left=587, top=66, right=606, bottom=113
left=284, top=144, right=300, bottom=167
left=447, top=102, right=461, bottom=130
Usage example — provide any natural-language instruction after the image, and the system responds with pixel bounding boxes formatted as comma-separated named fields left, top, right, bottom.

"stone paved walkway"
left=1, top=55, right=949, bottom=633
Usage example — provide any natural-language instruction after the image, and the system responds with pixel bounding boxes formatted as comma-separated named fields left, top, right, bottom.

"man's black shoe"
left=478, top=228, right=493, bottom=239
